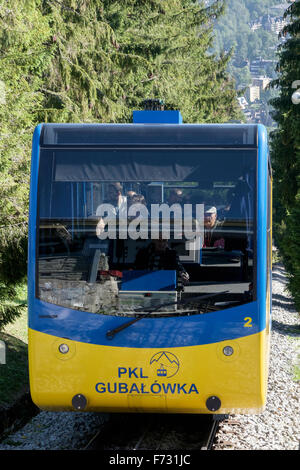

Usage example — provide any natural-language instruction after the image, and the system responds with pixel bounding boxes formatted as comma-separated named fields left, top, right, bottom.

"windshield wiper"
left=105, top=291, right=229, bottom=339
left=133, top=291, right=229, bottom=313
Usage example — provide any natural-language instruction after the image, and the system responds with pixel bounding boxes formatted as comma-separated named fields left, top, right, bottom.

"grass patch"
left=0, top=331, right=29, bottom=406
left=0, top=281, right=28, bottom=407
left=293, top=351, right=300, bottom=382
left=272, top=248, right=282, bottom=264
left=294, top=365, right=300, bottom=381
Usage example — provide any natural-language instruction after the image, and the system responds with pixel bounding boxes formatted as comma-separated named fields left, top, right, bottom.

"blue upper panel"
left=40, top=123, right=258, bottom=148
left=133, top=110, right=183, bottom=124
left=29, top=297, right=260, bottom=348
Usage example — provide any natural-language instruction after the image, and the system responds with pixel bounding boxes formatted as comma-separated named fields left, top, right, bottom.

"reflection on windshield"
left=37, top=150, right=256, bottom=316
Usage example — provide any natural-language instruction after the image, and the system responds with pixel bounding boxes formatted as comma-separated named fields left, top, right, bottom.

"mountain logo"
left=149, top=351, right=180, bottom=378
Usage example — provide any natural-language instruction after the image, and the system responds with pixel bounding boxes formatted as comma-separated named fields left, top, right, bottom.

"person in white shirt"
left=96, top=182, right=127, bottom=237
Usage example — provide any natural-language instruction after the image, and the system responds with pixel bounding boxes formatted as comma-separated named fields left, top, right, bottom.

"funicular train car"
left=28, top=110, right=272, bottom=414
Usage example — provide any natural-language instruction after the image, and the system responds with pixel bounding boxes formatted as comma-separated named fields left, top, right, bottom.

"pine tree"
left=39, top=0, right=129, bottom=122
left=270, top=0, right=300, bottom=308
left=0, top=0, right=53, bottom=327
left=101, top=0, right=242, bottom=123
left=40, top=0, right=242, bottom=123
left=0, top=0, right=52, bottom=226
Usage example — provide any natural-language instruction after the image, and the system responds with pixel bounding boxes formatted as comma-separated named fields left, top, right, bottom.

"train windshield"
left=37, top=148, right=256, bottom=316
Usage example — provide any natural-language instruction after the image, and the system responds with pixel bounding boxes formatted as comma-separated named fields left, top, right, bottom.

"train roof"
left=39, top=123, right=263, bottom=148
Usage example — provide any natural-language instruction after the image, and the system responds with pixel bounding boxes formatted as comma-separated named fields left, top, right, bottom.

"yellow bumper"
left=28, top=328, right=269, bottom=414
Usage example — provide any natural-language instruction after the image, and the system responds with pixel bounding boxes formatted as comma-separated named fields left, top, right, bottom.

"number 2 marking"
left=244, top=317, right=253, bottom=327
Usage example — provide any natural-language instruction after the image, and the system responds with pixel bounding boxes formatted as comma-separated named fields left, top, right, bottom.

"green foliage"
left=0, top=284, right=26, bottom=331
left=0, top=0, right=243, bottom=326
left=40, top=0, right=242, bottom=124
left=0, top=0, right=51, bottom=327
left=270, top=0, right=300, bottom=310
left=0, top=0, right=243, bottom=221
left=0, top=222, right=28, bottom=331
left=39, top=0, right=127, bottom=122
left=102, top=0, right=242, bottom=123
left=0, top=225, right=28, bottom=286
left=0, top=0, right=53, bottom=225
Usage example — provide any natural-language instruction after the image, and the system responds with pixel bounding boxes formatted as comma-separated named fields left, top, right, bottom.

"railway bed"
left=83, top=413, right=226, bottom=451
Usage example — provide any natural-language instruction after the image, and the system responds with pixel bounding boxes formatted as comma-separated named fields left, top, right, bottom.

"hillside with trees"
left=213, top=0, right=287, bottom=84
left=209, top=0, right=293, bottom=126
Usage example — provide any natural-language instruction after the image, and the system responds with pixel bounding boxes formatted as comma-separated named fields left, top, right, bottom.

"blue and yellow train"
left=28, top=110, right=272, bottom=414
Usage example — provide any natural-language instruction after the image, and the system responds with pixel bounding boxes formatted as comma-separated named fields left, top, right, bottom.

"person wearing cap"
left=203, top=205, right=225, bottom=248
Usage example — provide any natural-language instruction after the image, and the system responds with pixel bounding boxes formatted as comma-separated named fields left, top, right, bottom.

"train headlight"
left=58, top=343, right=69, bottom=354
left=223, top=345, right=234, bottom=356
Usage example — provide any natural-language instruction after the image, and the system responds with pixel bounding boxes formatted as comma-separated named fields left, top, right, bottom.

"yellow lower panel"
left=28, top=328, right=268, bottom=414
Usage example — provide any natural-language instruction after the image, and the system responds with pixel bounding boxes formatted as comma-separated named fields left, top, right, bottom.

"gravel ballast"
left=0, top=262, right=299, bottom=450
left=214, top=262, right=300, bottom=450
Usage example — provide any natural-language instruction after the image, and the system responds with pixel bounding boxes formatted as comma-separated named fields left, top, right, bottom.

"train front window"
left=37, top=148, right=256, bottom=316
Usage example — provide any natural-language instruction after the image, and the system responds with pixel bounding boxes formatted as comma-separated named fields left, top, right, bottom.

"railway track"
left=84, top=413, right=226, bottom=451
